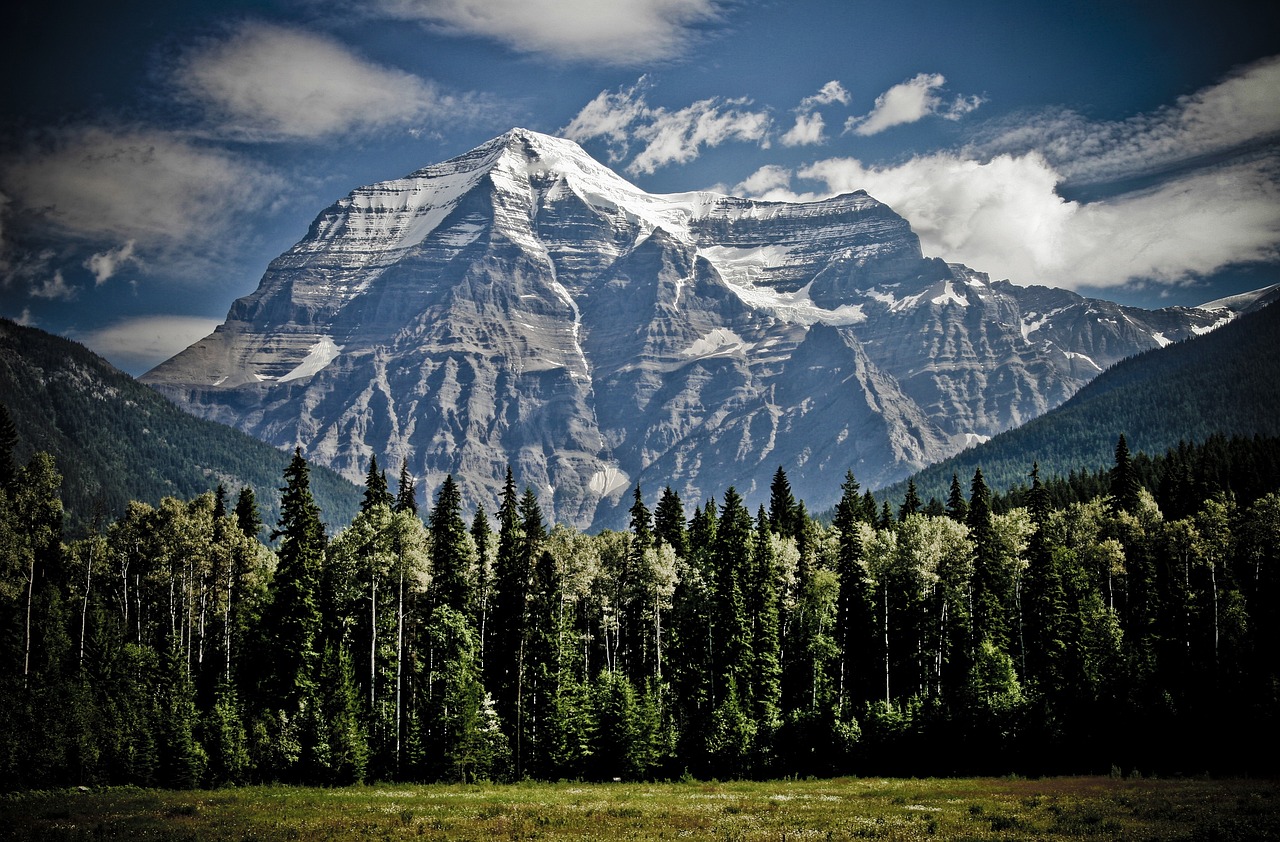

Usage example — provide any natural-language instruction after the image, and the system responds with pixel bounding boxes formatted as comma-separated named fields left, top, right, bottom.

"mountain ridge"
left=0, top=319, right=362, bottom=534
left=142, top=128, right=1235, bottom=528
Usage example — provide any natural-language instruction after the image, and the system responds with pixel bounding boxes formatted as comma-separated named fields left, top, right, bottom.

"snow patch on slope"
left=279, top=337, right=342, bottom=382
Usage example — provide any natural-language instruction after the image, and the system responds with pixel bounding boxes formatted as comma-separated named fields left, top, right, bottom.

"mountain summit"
left=143, top=129, right=1230, bottom=527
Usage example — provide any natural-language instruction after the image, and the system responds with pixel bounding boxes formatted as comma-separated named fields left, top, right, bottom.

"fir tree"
left=394, top=459, right=418, bottom=516
left=654, top=486, right=688, bottom=559
left=233, top=486, right=263, bottom=542
left=261, top=449, right=327, bottom=716
left=947, top=473, right=968, bottom=522
left=769, top=467, right=798, bottom=538
left=967, top=467, right=1008, bottom=649
left=833, top=471, right=876, bottom=712
left=749, top=506, right=782, bottom=761
left=428, top=475, right=472, bottom=613
left=0, top=404, right=18, bottom=492
left=1109, top=434, right=1141, bottom=515
left=362, top=456, right=393, bottom=514
left=899, top=478, right=922, bottom=521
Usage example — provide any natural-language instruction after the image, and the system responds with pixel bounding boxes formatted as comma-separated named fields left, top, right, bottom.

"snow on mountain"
left=143, top=128, right=1240, bottom=528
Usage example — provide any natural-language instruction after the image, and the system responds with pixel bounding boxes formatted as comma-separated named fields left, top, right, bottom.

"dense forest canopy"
left=1, top=420, right=1278, bottom=789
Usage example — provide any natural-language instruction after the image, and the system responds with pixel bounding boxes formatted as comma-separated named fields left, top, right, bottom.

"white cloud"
left=976, top=54, right=1280, bottom=185
left=562, top=80, right=771, bottom=174
left=560, top=78, right=655, bottom=163
left=78, top=315, right=222, bottom=375
left=629, top=99, right=771, bottom=175
left=84, top=240, right=138, bottom=286
left=800, top=80, right=851, bottom=110
left=737, top=152, right=1280, bottom=290
left=379, top=0, right=724, bottom=64
left=174, top=22, right=464, bottom=141
left=781, top=112, right=827, bottom=147
left=0, top=126, right=285, bottom=259
left=30, top=270, right=77, bottom=301
left=845, top=73, right=983, bottom=136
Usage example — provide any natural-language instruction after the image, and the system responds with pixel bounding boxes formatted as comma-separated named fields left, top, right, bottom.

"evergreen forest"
left=2, top=411, right=1278, bottom=790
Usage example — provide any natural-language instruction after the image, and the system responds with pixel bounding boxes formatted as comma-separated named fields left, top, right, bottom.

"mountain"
left=143, top=128, right=1230, bottom=528
left=875, top=293, right=1280, bottom=505
left=0, top=319, right=361, bottom=535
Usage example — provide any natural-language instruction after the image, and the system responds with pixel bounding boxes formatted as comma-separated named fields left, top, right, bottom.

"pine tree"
left=749, top=506, right=782, bottom=763
left=769, top=467, right=798, bottom=538
left=899, top=478, right=922, bottom=521
left=233, top=486, right=263, bottom=542
left=362, top=456, right=393, bottom=514
left=947, top=473, right=968, bottom=522
left=654, top=486, right=688, bottom=559
left=1109, top=434, right=1141, bottom=515
left=428, top=475, right=472, bottom=614
left=0, top=404, right=18, bottom=492
left=967, top=467, right=1008, bottom=649
left=713, top=488, right=754, bottom=711
left=394, top=459, right=418, bottom=516
left=261, top=449, right=327, bottom=717
left=833, top=471, right=876, bottom=712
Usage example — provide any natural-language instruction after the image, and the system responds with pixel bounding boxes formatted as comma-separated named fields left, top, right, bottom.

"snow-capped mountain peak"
left=143, top=129, right=1238, bottom=528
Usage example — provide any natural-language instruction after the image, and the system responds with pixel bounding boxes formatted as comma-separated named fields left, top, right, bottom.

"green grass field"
left=2, top=776, right=1277, bottom=841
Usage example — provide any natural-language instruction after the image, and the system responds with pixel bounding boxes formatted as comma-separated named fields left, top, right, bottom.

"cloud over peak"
left=378, top=0, right=725, bottom=64
left=173, top=22, right=468, bottom=141
left=845, top=73, right=983, bottom=136
left=562, top=79, right=772, bottom=175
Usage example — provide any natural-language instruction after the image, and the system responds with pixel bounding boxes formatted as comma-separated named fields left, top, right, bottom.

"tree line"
left=2, top=412, right=1278, bottom=789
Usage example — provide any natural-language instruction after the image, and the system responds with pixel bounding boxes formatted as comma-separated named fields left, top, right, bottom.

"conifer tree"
left=233, top=486, right=263, bottom=542
left=769, top=467, right=798, bottom=538
left=428, top=475, right=472, bottom=614
left=899, top=478, right=922, bottom=521
left=0, top=404, right=18, bottom=492
left=260, top=449, right=327, bottom=717
left=394, top=459, right=418, bottom=516
left=654, top=486, right=688, bottom=558
left=967, top=467, right=1008, bottom=649
left=713, top=488, right=754, bottom=711
left=1023, top=463, right=1065, bottom=695
left=1109, top=434, right=1141, bottom=515
left=833, top=471, right=876, bottom=712
left=749, top=506, right=782, bottom=758
left=947, top=473, right=968, bottom=522
left=362, top=456, right=393, bottom=514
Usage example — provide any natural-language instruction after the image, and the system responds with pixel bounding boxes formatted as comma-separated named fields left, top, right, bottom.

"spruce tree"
left=899, top=478, right=922, bottom=521
left=394, top=459, right=418, bottom=515
left=233, top=486, right=263, bottom=542
left=428, top=475, right=472, bottom=613
left=261, top=449, right=327, bottom=716
left=769, top=467, right=798, bottom=538
left=1109, top=434, right=1141, bottom=515
left=654, top=486, right=688, bottom=558
left=362, top=455, right=393, bottom=514
left=712, top=488, right=754, bottom=712
left=0, top=404, right=18, bottom=492
left=947, top=473, right=968, bottom=522
left=749, top=506, right=782, bottom=761
left=833, top=471, right=876, bottom=712
left=967, top=467, right=1007, bottom=649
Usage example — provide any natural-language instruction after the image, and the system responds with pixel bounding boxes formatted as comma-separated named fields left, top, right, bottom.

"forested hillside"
left=878, top=300, right=1280, bottom=504
left=2, top=430, right=1277, bottom=790
left=0, top=319, right=361, bottom=533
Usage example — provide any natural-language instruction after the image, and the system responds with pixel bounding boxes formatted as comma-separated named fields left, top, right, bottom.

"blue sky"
left=2, top=0, right=1277, bottom=375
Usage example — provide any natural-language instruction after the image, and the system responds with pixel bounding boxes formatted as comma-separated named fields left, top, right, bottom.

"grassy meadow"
left=2, top=776, right=1277, bottom=841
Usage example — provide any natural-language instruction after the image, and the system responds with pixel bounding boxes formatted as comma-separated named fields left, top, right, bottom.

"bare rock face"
left=143, top=129, right=1227, bottom=527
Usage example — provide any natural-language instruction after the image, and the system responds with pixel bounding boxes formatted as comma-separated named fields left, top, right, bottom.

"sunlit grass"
left=2, top=776, right=1277, bottom=840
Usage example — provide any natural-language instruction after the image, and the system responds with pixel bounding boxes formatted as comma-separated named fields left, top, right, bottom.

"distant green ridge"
left=876, top=299, right=1280, bottom=505
left=0, top=319, right=362, bottom=535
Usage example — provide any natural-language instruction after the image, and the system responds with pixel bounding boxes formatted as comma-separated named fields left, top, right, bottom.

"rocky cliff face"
left=143, top=129, right=1228, bottom=527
